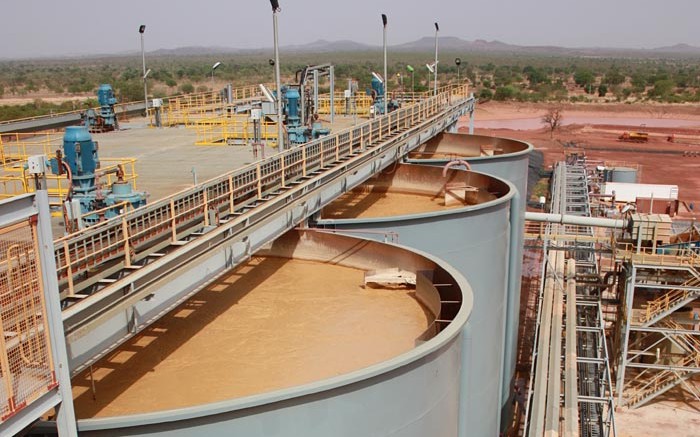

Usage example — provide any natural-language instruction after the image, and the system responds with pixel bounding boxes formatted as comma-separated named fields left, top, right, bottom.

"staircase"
left=659, top=319, right=700, bottom=354
left=625, top=354, right=699, bottom=408
left=626, top=320, right=700, bottom=408
left=638, top=276, right=700, bottom=326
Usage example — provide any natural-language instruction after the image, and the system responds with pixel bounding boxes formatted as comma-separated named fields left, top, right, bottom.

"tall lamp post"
left=455, top=57, right=461, bottom=83
left=211, top=61, right=222, bottom=91
left=270, top=0, right=284, bottom=150
left=433, top=22, right=439, bottom=96
left=139, top=25, right=148, bottom=117
left=382, top=13, right=388, bottom=115
left=406, top=65, right=414, bottom=94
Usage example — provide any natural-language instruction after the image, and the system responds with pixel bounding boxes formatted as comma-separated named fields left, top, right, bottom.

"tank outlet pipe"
left=442, top=159, right=471, bottom=177
left=525, top=212, right=626, bottom=229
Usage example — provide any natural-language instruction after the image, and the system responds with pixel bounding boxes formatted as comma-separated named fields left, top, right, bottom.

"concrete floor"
left=46, top=115, right=364, bottom=236
left=94, top=121, right=269, bottom=202
left=94, top=116, right=363, bottom=202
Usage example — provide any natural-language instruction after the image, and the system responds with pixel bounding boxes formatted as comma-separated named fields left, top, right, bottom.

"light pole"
left=382, top=14, right=388, bottom=115
left=406, top=65, right=414, bottom=94
left=211, top=61, right=222, bottom=91
left=270, top=0, right=284, bottom=150
left=455, top=57, right=461, bottom=83
left=433, top=22, right=439, bottom=96
left=139, top=25, right=148, bottom=117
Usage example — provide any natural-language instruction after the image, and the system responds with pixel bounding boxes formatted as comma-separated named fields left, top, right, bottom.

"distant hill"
left=118, top=38, right=700, bottom=59
left=4, top=37, right=700, bottom=61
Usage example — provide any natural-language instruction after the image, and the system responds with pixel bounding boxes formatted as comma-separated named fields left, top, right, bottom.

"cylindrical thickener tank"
left=72, top=230, right=474, bottom=437
left=406, top=132, right=532, bottom=427
left=315, top=163, right=515, bottom=437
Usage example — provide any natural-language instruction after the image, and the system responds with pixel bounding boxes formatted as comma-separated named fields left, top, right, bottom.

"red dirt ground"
left=461, top=102, right=700, bottom=207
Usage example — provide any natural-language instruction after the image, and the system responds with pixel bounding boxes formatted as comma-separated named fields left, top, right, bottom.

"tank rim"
left=76, top=238, right=474, bottom=431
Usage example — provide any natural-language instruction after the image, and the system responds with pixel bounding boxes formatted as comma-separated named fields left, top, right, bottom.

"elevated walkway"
left=49, top=86, right=473, bottom=376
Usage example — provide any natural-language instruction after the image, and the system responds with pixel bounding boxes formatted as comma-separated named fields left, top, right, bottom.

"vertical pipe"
left=141, top=32, right=148, bottom=117
left=313, top=70, right=319, bottom=114
left=433, top=22, right=439, bottom=96
left=382, top=14, right=388, bottom=115
left=616, top=265, right=636, bottom=404
left=330, top=65, right=335, bottom=124
left=272, top=5, right=284, bottom=150
left=469, top=93, right=475, bottom=134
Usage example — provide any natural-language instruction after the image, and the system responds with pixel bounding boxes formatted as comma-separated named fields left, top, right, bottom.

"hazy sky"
left=2, top=0, right=699, bottom=58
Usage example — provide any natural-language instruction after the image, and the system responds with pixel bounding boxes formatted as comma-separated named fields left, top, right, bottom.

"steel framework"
left=525, top=156, right=616, bottom=437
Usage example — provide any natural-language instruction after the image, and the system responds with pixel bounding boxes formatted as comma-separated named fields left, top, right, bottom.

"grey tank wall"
left=406, top=132, right=532, bottom=426
left=74, top=231, right=474, bottom=437
left=314, top=166, right=515, bottom=437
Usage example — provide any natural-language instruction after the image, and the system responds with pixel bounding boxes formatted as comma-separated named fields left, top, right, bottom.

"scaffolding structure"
left=613, top=246, right=700, bottom=408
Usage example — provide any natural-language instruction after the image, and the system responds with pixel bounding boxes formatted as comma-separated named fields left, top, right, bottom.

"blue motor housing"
left=284, top=86, right=301, bottom=127
left=85, top=84, right=118, bottom=131
left=63, top=126, right=98, bottom=193
left=97, top=84, right=118, bottom=107
left=55, top=127, right=147, bottom=228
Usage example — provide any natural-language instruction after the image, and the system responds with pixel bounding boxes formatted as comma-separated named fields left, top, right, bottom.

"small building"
left=602, top=182, right=678, bottom=203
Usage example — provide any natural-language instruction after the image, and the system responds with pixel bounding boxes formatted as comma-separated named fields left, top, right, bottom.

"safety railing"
left=54, top=84, right=469, bottom=297
left=155, top=85, right=270, bottom=127
left=317, top=94, right=373, bottom=116
left=615, top=241, right=700, bottom=266
left=0, top=132, right=62, bottom=170
left=638, top=276, right=700, bottom=325
left=194, top=115, right=279, bottom=146
left=0, top=158, right=138, bottom=215
left=626, top=353, right=700, bottom=407
left=0, top=217, right=57, bottom=422
left=659, top=319, right=700, bottom=353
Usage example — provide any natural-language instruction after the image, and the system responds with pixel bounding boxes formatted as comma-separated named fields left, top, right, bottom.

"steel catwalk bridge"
left=45, top=86, right=474, bottom=376
left=524, top=155, right=617, bottom=437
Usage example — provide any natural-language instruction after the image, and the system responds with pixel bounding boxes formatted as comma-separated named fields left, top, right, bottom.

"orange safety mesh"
left=0, top=219, right=56, bottom=422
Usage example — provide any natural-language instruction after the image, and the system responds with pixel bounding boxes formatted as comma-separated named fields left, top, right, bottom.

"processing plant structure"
left=1, top=25, right=699, bottom=437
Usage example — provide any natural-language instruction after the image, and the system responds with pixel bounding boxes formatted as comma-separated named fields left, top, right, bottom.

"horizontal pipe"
left=525, top=212, right=626, bottom=229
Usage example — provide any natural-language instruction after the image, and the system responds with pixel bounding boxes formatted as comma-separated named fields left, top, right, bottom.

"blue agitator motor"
left=84, top=84, right=119, bottom=132
left=51, top=126, right=147, bottom=227
left=282, top=85, right=330, bottom=145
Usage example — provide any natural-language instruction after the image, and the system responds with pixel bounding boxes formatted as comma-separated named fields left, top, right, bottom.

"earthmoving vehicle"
left=618, top=131, right=649, bottom=143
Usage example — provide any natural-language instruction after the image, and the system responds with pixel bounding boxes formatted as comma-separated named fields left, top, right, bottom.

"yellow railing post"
left=228, top=175, right=235, bottom=213
left=122, top=218, right=131, bottom=268
left=63, top=240, right=75, bottom=296
left=170, top=198, right=178, bottom=242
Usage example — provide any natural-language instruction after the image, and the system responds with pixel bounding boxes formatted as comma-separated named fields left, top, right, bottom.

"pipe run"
left=525, top=212, right=626, bottom=229
left=442, top=159, right=471, bottom=177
